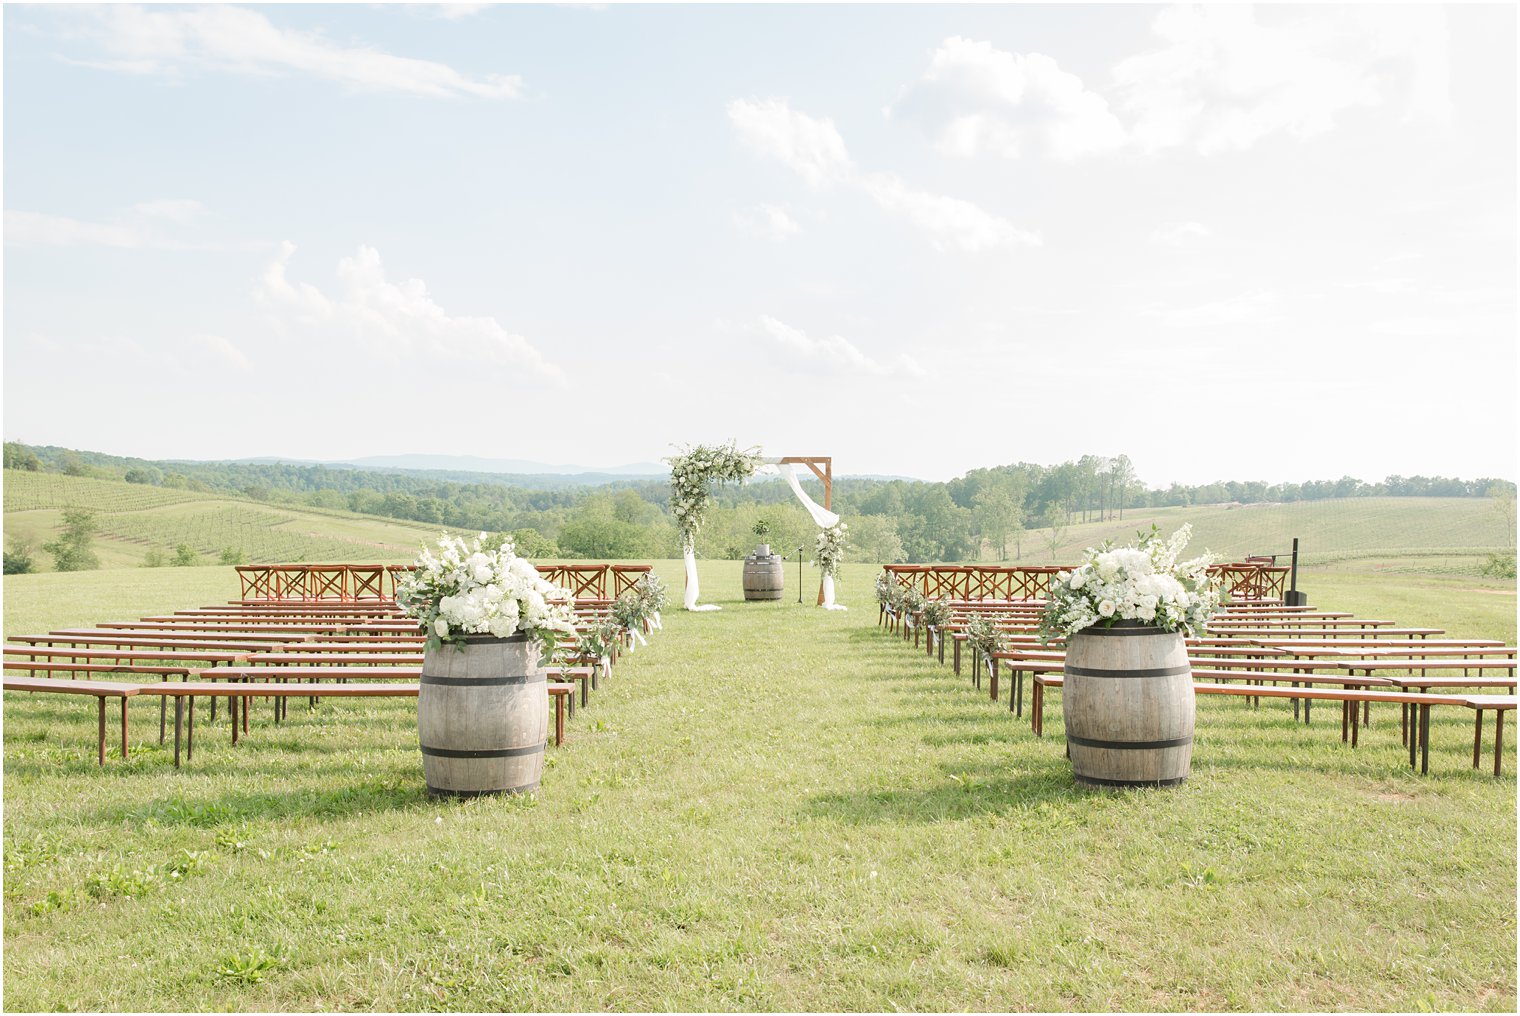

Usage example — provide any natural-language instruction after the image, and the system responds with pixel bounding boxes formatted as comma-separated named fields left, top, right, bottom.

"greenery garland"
left=665, top=442, right=762, bottom=553
left=812, top=522, right=849, bottom=578
left=575, top=618, right=622, bottom=661
left=920, top=596, right=954, bottom=629
left=635, top=572, right=669, bottom=616
left=966, top=616, right=1007, bottom=660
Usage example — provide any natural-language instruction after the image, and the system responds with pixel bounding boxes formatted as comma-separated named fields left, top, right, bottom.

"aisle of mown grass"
left=3, top=561, right=1516, bottom=1011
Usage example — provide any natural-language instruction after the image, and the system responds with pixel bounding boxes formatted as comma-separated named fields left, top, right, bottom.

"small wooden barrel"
left=419, top=633, right=547, bottom=797
left=742, top=553, right=785, bottom=600
left=1063, top=622, right=1194, bottom=788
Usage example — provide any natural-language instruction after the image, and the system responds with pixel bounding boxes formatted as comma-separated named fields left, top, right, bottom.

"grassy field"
left=3, top=470, right=460, bottom=570
left=3, top=559, right=1515, bottom=1011
left=1003, top=497, right=1511, bottom=574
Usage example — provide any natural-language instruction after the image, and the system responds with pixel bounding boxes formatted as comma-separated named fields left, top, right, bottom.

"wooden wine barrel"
left=1063, top=622, right=1194, bottom=788
left=742, top=552, right=785, bottom=601
left=418, top=633, right=547, bottom=797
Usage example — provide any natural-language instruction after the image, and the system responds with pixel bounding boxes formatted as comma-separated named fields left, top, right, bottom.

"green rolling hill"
left=3, top=470, right=462, bottom=571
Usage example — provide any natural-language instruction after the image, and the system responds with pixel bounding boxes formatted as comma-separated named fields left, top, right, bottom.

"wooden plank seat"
left=97, top=620, right=346, bottom=633
left=47, top=627, right=305, bottom=644
left=984, top=650, right=1365, bottom=719
left=264, top=640, right=424, bottom=654
left=3, top=676, right=140, bottom=764
left=4, top=659, right=193, bottom=679
left=9, top=633, right=288, bottom=653
left=5, top=645, right=250, bottom=666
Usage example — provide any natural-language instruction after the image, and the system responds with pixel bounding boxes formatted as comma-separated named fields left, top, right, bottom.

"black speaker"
left=1283, top=589, right=1308, bottom=606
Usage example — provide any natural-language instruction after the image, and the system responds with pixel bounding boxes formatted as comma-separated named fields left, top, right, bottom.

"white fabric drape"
left=764, top=461, right=840, bottom=528
left=821, top=573, right=847, bottom=610
left=683, top=546, right=720, bottom=611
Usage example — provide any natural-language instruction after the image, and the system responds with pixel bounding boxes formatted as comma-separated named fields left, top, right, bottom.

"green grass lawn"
left=3, top=560, right=1516, bottom=1011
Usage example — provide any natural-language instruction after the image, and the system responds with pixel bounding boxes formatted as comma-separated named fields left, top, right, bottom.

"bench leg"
left=989, top=660, right=998, bottom=702
left=174, top=698, right=183, bottom=769
left=1032, top=683, right=1043, bottom=736
left=1473, top=710, right=1483, bottom=769
left=1351, top=698, right=1360, bottom=748
left=1420, top=704, right=1431, bottom=775
left=953, top=640, right=961, bottom=677
left=581, top=679, right=588, bottom=710
left=555, top=697, right=564, bottom=746
left=188, top=697, right=195, bottom=761
left=160, top=696, right=167, bottom=745
left=98, top=697, right=106, bottom=767
left=232, top=696, right=240, bottom=746
left=121, top=697, right=129, bottom=760
left=1495, top=710, right=1505, bottom=778
left=1341, top=701, right=1349, bottom=743
left=1409, top=705, right=1418, bottom=769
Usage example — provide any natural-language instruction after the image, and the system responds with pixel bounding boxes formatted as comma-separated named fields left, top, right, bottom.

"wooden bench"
left=3, top=676, right=140, bottom=764
left=9, top=633, right=287, bottom=653
left=5, top=645, right=250, bottom=666
left=1028, top=674, right=1514, bottom=775
left=138, top=681, right=421, bottom=766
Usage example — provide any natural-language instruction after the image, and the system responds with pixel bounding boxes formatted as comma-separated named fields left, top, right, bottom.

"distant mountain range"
left=234, top=454, right=670, bottom=476
left=231, top=453, right=918, bottom=483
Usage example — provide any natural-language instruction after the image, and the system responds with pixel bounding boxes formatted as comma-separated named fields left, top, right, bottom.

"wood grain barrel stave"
left=1063, top=622, right=1195, bottom=787
left=742, top=553, right=785, bottom=601
left=418, top=634, right=547, bottom=797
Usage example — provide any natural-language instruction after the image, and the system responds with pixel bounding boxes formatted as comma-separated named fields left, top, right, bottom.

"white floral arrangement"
left=812, top=522, right=849, bottom=578
left=396, top=533, right=577, bottom=653
left=1038, top=524, right=1220, bottom=644
left=666, top=442, right=761, bottom=553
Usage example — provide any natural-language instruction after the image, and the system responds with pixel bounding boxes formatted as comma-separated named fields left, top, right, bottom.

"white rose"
left=433, top=617, right=450, bottom=638
left=1098, top=599, right=1116, bottom=617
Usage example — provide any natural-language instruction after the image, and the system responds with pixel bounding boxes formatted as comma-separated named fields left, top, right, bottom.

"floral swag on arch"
left=665, top=441, right=848, bottom=611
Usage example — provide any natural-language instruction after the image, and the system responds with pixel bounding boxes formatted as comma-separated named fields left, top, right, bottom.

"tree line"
left=4, top=441, right=1513, bottom=565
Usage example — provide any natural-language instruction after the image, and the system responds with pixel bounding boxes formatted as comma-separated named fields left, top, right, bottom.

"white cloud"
left=190, top=333, right=252, bottom=371
left=891, top=37, right=1128, bottom=160
left=757, top=315, right=925, bottom=378
left=1114, top=5, right=1446, bottom=155
left=4, top=210, right=141, bottom=248
left=1150, top=221, right=1211, bottom=246
left=728, top=96, right=1034, bottom=253
left=890, top=11, right=1452, bottom=164
left=858, top=174, right=1040, bottom=252
left=1141, top=290, right=1281, bottom=328
left=6, top=200, right=228, bottom=250
left=733, top=204, right=801, bottom=242
left=404, top=4, right=497, bottom=20
left=255, top=242, right=563, bottom=381
left=132, top=198, right=206, bottom=223
left=727, top=98, right=853, bottom=187
left=70, top=5, right=523, bottom=99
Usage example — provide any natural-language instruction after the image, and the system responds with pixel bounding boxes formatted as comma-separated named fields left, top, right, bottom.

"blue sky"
left=3, top=3, right=1515, bottom=484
